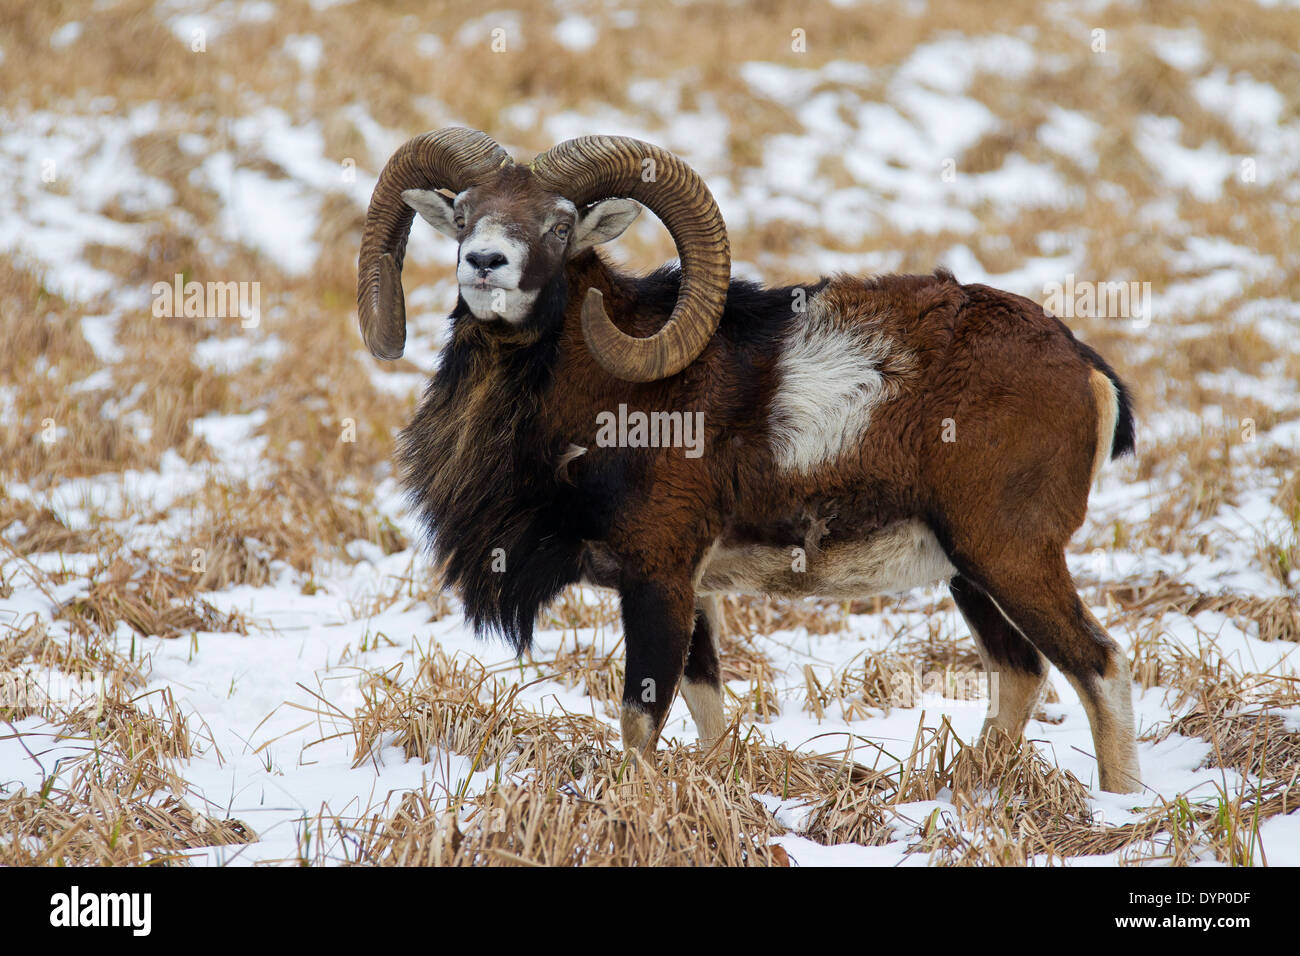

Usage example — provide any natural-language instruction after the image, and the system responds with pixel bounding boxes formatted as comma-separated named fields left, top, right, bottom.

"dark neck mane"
left=397, top=267, right=587, bottom=653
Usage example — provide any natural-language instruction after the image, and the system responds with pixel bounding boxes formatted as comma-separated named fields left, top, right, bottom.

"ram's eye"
left=553, top=222, right=571, bottom=241
left=454, top=215, right=466, bottom=229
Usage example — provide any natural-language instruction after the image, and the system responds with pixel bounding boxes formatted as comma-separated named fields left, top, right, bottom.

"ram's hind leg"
left=950, top=575, right=1048, bottom=745
left=681, top=595, right=726, bottom=749
left=966, top=553, right=1141, bottom=794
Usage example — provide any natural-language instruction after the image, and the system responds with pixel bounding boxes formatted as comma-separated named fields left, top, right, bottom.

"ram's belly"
left=698, top=519, right=956, bottom=598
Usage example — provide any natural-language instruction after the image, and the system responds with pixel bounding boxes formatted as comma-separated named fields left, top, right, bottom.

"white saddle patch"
left=769, top=297, right=909, bottom=474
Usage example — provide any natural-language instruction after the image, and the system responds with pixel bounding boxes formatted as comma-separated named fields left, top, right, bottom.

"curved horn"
left=357, top=129, right=512, bottom=359
left=530, top=136, right=730, bottom=382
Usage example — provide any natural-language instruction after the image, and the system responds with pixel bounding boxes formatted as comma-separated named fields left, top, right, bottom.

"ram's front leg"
left=617, top=574, right=699, bottom=759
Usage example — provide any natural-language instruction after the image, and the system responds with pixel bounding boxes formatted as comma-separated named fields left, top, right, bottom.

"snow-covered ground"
left=1, top=0, right=1297, bottom=865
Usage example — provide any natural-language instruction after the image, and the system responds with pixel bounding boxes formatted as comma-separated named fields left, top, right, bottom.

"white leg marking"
left=1068, top=609, right=1141, bottom=793
left=682, top=595, right=726, bottom=747
left=955, top=605, right=1047, bottom=741
left=681, top=679, right=726, bottom=748
left=620, top=707, right=657, bottom=757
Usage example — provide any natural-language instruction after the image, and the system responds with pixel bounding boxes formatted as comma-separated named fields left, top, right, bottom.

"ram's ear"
left=571, top=199, right=641, bottom=253
left=402, top=189, right=459, bottom=239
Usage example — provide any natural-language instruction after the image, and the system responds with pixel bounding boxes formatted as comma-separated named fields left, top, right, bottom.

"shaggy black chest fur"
left=397, top=300, right=588, bottom=654
left=396, top=265, right=812, bottom=653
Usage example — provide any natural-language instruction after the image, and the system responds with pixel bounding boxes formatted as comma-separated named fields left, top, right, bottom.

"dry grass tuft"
left=56, top=554, right=246, bottom=639
left=718, top=631, right=774, bottom=683
left=0, top=616, right=143, bottom=698
left=357, top=763, right=786, bottom=866
left=342, top=725, right=900, bottom=866
left=803, top=651, right=912, bottom=719
left=804, top=635, right=985, bottom=721
left=1164, top=702, right=1300, bottom=780
left=178, top=468, right=407, bottom=590
left=904, top=728, right=1104, bottom=865
left=540, top=640, right=624, bottom=716
left=541, top=586, right=620, bottom=631
left=0, top=770, right=253, bottom=866
left=801, top=781, right=894, bottom=847
left=1128, top=625, right=1243, bottom=703
left=721, top=594, right=849, bottom=638
left=61, top=688, right=197, bottom=764
left=1093, top=778, right=1300, bottom=866
left=0, top=499, right=122, bottom=556
left=344, top=558, right=456, bottom=622
left=1107, top=574, right=1300, bottom=644
left=351, top=649, right=524, bottom=770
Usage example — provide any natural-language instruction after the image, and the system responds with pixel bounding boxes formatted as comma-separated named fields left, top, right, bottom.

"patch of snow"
left=456, top=10, right=523, bottom=48
left=190, top=410, right=269, bottom=475
left=1038, top=107, right=1101, bottom=171
left=282, top=34, right=324, bottom=71
left=1133, top=114, right=1234, bottom=202
left=50, top=21, right=83, bottom=49
left=193, top=334, right=286, bottom=374
left=1195, top=69, right=1286, bottom=137
left=892, top=33, right=1036, bottom=95
left=414, top=33, right=443, bottom=57
left=553, top=15, right=598, bottom=51
left=78, top=314, right=124, bottom=363
left=1148, top=27, right=1206, bottom=72
left=0, top=105, right=177, bottom=300
left=199, top=151, right=321, bottom=275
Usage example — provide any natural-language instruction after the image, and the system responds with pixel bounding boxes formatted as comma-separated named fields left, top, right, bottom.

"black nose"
left=465, top=251, right=507, bottom=272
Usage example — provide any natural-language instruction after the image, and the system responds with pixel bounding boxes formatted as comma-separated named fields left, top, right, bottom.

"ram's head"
left=357, top=129, right=731, bottom=382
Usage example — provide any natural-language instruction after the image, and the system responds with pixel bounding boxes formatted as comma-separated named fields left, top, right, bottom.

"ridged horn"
left=530, top=136, right=730, bottom=382
left=357, top=129, right=511, bottom=359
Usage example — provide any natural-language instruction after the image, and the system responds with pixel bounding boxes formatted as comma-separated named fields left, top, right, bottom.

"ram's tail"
left=1078, top=344, right=1135, bottom=483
